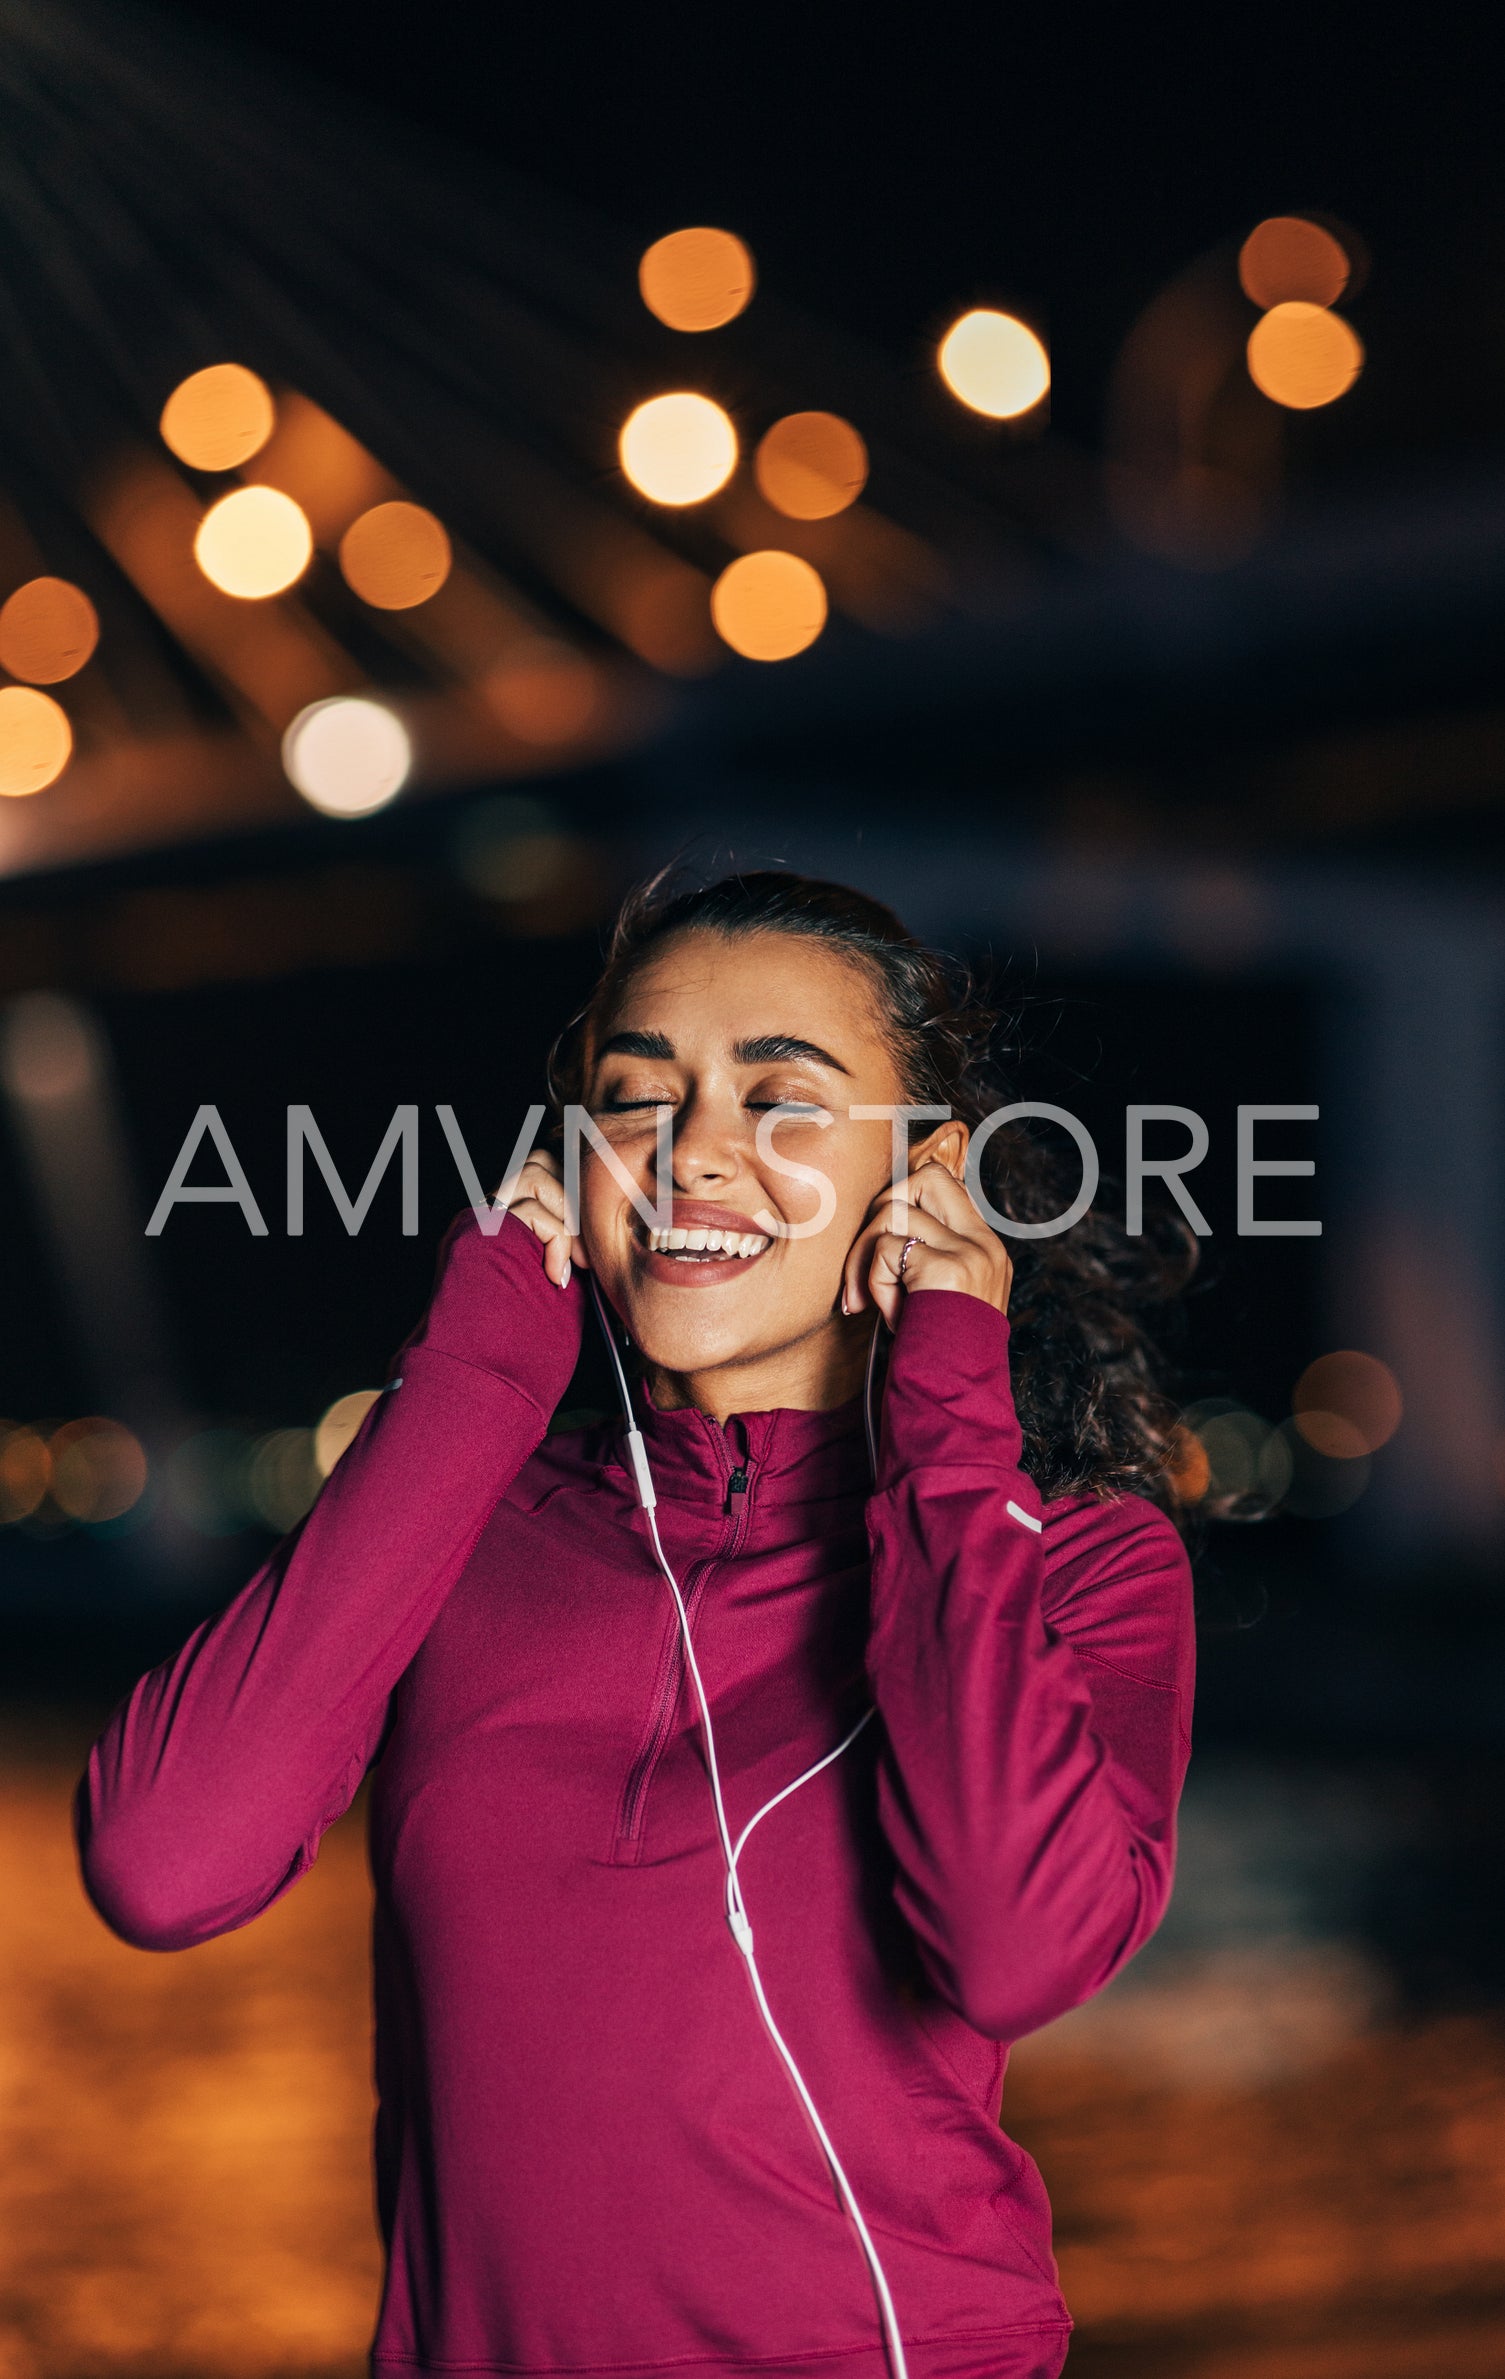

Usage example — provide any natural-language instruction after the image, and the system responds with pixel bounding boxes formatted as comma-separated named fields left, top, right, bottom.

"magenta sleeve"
left=864, top=1285, right=1195, bottom=2042
left=75, top=1211, right=583, bottom=1953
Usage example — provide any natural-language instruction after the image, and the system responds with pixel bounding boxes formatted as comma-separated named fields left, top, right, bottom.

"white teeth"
left=645, top=1224, right=772, bottom=1258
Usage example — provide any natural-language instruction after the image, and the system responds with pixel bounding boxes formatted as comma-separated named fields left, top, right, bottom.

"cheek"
left=820, top=1127, right=893, bottom=1215
left=774, top=1133, right=887, bottom=1256
left=578, top=1173, right=628, bottom=1265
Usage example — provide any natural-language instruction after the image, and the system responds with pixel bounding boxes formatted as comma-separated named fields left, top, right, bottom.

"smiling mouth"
left=642, top=1223, right=772, bottom=1263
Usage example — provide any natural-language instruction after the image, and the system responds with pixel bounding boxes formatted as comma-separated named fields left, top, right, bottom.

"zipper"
left=613, top=1432, right=754, bottom=1853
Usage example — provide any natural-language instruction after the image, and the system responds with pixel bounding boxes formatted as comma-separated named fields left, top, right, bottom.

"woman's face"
left=578, top=929, right=945, bottom=1392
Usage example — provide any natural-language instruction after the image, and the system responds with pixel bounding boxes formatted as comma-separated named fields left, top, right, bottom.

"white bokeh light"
left=282, top=696, right=411, bottom=817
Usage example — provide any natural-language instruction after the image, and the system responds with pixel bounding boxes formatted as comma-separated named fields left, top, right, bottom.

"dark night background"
left=2, top=4, right=1503, bottom=2374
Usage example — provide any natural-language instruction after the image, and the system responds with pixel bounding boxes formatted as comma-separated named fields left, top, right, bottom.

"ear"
left=910, top=1118, right=969, bottom=1183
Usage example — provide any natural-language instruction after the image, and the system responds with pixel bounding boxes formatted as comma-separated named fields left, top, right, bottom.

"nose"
left=665, top=1086, right=742, bottom=1195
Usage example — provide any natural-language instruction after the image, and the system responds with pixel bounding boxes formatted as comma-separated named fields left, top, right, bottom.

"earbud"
left=625, top=1429, right=657, bottom=1514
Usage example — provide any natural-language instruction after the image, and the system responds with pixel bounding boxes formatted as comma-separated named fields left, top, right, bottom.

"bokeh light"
left=1194, top=1405, right=1282, bottom=1510
left=314, top=1390, right=382, bottom=1478
left=1246, top=303, right=1364, bottom=410
left=1180, top=1394, right=1375, bottom=1521
left=619, top=394, right=738, bottom=505
left=339, top=502, right=452, bottom=610
left=1239, top=217, right=1350, bottom=311
left=638, top=227, right=756, bottom=331
left=1293, top=1351, right=1403, bottom=1455
left=0, top=686, right=72, bottom=797
left=194, top=485, right=313, bottom=598
left=1166, top=1421, right=1213, bottom=1505
left=247, top=1428, right=321, bottom=1532
left=160, top=364, right=276, bottom=471
left=483, top=640, right=599, bottom=744
left=48, top=1420, right=148, bottom=1524
left=711, top=551, right=827, bottom=661
left=938, top=309, right=1050, bottom=418
left=282, top=697, right=411, bottom=817
left=1289, top=1409, right=1370, bottom=1461
left=1269, top=1418, right=1372, bottom=1517
left=755, top=412, right=869, bottom=519
left=0, top=1425, right=50, bottom=1523
left=0, top=578, right=100, bottom=684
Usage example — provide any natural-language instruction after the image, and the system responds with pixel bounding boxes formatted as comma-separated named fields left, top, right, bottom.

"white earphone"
left=589, top=1281, right=910, bottom=2379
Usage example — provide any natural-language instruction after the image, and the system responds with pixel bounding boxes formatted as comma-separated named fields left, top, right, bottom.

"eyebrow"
left=598, top=1030, right=675, bottom=1059
left=733, top=1033, right=851, bottom=1076
left=596, top=1028, right=851, bottom=1077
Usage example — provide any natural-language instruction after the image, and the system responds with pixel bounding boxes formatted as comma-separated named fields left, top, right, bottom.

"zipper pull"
left=724, top=1464, right=749, bottom=1515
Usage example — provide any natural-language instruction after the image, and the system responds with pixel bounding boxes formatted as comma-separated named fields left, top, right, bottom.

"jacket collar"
left=626, top=1374, right=872, bottom=1508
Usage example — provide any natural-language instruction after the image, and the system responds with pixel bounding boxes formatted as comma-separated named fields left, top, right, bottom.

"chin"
left=624, top=1299, right=766, bottom=1376
left=604, top=1267, right=809, bottom=1375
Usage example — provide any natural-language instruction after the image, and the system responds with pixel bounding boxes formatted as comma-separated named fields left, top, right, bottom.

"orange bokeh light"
left=1247, top=303, right=1364, bottom=410
left=938, top=310, right=1050, bottom=418
left=1239, top=217, right=1350, bottom=311
left=194, top=486, right=313, bottom=599
left=339, top=502, right=452, bottom=610
left=0, top=686, right=72, bottom=796
left=638, top=228, right=756, bottom=331
left=619, top=394, right=738, bottom=505
left=711, top=551, right=827, bottom=661
left=754, top=413, right=869, bottom=520
left=1166, top=1423, right=1213, bottom=1505
left=160, top=364, right=276, bottom=472
left=0, top=578, right=99, bottom=685
left=49, top=1419, right=149, bottom=1523
left=0, top=1425, right=50, bottom=1521
left=1293, top=1351, right=1403, bottom=1454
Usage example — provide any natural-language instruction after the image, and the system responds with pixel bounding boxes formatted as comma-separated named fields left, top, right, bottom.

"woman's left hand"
left=842, top=1160, right=1013, bottom=1331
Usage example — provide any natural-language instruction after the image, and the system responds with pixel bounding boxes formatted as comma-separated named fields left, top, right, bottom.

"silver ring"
left=898, top=1233, right=922, bottom=1281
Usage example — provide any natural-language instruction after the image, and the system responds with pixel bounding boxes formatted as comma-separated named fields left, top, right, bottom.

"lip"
left=650, top=1201, right=769, bottom=1238
left=632, top=1198, right=778, bottom=1289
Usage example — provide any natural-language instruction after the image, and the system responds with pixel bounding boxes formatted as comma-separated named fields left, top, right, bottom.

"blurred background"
left=2, top=1, right=1503, bottom=2371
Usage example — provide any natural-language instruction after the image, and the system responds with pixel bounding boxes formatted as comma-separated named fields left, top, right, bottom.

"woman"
left=78, top=871, right=1197, bottom=2379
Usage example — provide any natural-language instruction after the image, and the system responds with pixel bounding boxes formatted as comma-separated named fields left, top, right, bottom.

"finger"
left=540, top=1223, right=590, bottom=1284
left=504, top=1195, right=582, bottom=1285
left=505, top=1192, right=568, bottom=1239
left=841, top=1214, right=885, bottom=1315
left=864, top=1230, right=915, bottom=1331
left=870, top=1199, right=967, bottom=1261
left=496, top=1157, right=567, bottom=1217
left=899, top=1161, right=985, bottom=1235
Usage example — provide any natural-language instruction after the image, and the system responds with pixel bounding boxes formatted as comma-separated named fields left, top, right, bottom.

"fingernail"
left=560, top=1260, right=571, bottom=1289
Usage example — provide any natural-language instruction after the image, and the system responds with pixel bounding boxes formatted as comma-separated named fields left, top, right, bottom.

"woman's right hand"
left=494, top=1150, right=588, bottom=1290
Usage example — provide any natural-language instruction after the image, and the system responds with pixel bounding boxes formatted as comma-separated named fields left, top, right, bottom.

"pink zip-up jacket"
left=77, top=1211, right=1195, bottom=2379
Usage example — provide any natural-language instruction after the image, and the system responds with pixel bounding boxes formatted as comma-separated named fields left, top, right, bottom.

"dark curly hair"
left=549, top=868, right=1200, bottom=1525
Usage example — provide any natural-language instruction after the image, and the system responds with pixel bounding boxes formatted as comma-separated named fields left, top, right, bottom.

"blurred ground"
left=3, top=1719, right=1504, bottom=2378
left=0, top=1717, right=379, bottom=2379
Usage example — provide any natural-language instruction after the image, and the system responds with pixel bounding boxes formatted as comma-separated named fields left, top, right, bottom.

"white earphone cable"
left=590, top=1282, right=909, bottom=2379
